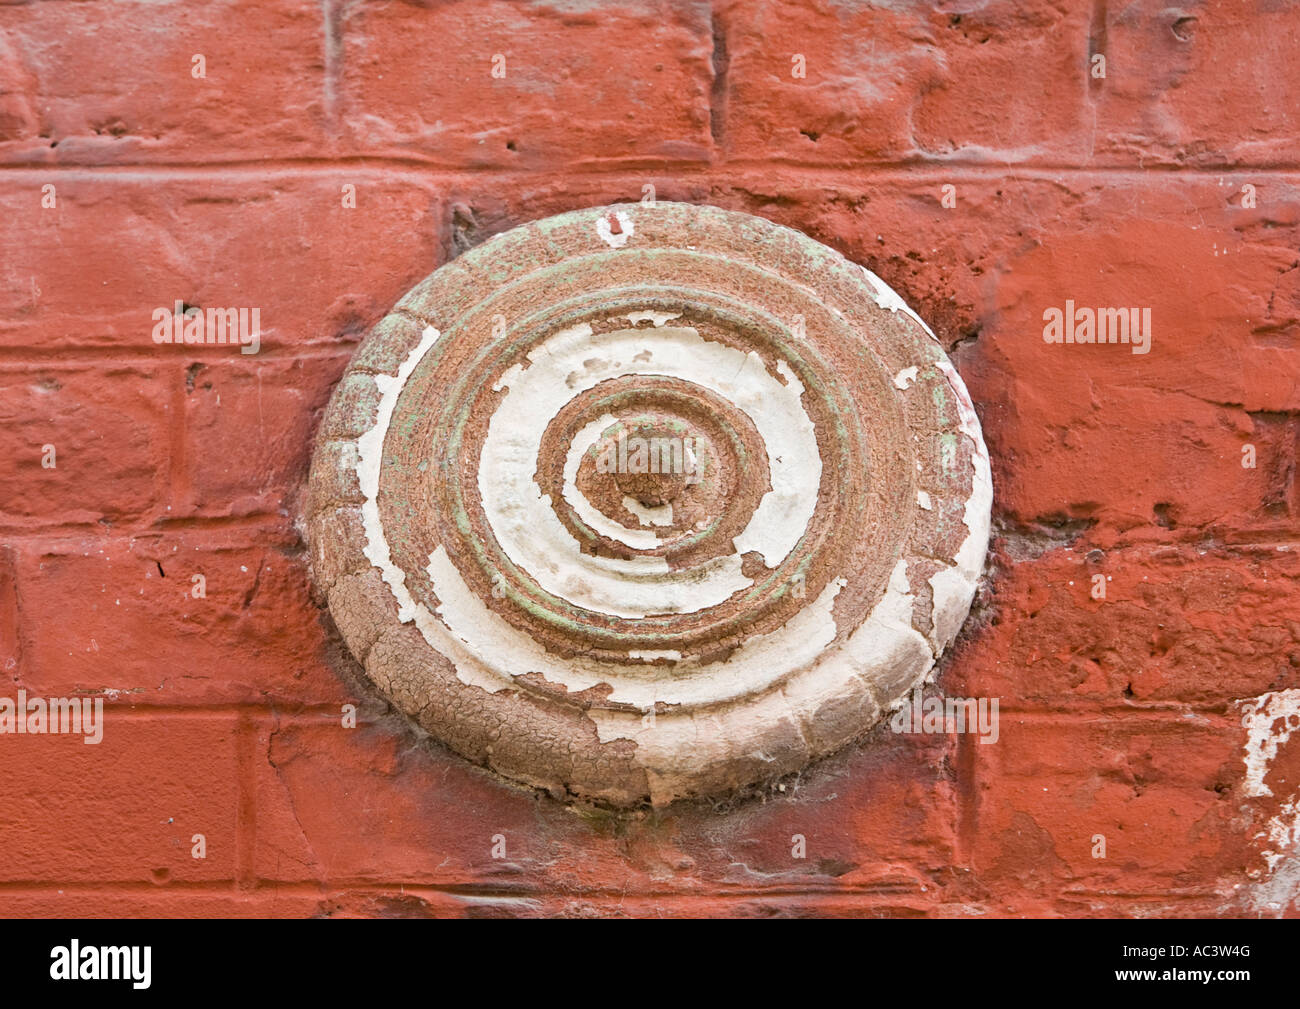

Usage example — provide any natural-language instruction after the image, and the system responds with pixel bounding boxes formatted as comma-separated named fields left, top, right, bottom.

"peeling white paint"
left=429, top=542, right=846, bottom=718
left=629, top=649, right=683, bottom=663
left=893, top=366, right=919, bottom=390
left=856, top=269, right=991, bottom=656
left=1235, top=689, right=1300, bottom=910
left=1258, top=796, right=1300, bottom=875
left=476, top=320, right=820, bottom=617
left=328, top=203, right=997, bottom=806
left=926, top=359, right=993, bottom=653
left=1239, top=689, right=1300, bottom=798
left=622, top=495, right=674, bottom=527
left=596, top=210, right=634, bottom=249
left=357, top=324, right=441, bottom=630
left=834, top=560, right=932, bottom=701
left=562, top=413, right=673, bottom=553
left=861, top=266, right=938, bottom=342
left=352, top=308, right=984, bottom=731
left=349, top=316, right=866, bottom=720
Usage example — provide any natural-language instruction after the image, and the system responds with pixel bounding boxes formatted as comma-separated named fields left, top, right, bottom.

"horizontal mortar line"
left=114, top=701, right=1251, bottom=718
left=1059, top=887, right=1224, bottom=899
left=0, top=156, right=716, bottom=178
left=1087, top=526, right=1300, bottom=541
left=0, top=158, right=1296, bottom=183
left=0, top=520, right=304, bottom=543
left=689, top=157, right=1300, bottom=177
left=6, top=522, right=1296, bottom=548
left=996, top=541, right=1300, bottom=558
left=129, top=516, right=304, bottom=534
left=0, top=511, right=302, bottom=530
left=0, top=345, right=358, bottom=364
left=0, top=881, right=273, bottom=893
left=324, top=883, right=936, bottom=901
left=0, top=702, right=355, bottom=717
left=0, top=880, right=943, bottom=900
left=1199, top=539, right=1300, bottom=549
left=0, top=701, right=1251, bottom=722
left=978, top=703, right=1248, bottom=718
left=1001, top=534, right=1300, bottom=550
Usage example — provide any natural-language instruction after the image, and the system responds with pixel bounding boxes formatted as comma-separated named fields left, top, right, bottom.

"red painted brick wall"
left=2, top=0, right=1299, bottom=918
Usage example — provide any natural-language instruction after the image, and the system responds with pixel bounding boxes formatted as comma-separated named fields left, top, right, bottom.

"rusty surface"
left=306, top=202, right=992, bottom=807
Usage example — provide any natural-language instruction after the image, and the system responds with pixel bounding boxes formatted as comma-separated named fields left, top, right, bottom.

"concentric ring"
left=307, top=203, right=992, bottom=807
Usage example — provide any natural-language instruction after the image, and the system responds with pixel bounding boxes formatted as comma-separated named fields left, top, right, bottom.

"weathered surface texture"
left=305, top=203, right=991, bottom=807
left=1, top=0, right=1299, bottom=917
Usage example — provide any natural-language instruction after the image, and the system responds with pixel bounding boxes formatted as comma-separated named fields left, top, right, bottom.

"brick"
left=949, top=544, right=1300, bottom=709
left=0, top=364, right=169, bottom=526
left=962, top=176, right=1300, bottom=542
left=13, top=530, right=348, bottom=707
left=312, top=890, right=540, bottom=919
left=0, top=0, right=329, bottom=163
left=0, top=174, right=442, bottom=353
left=646, top=726, right=960, bottom=891
left=968, top=714, right=1248, bottom=912
left=253, top=719, right=556, bottom=886
left=338, top=0, right=713, bottom=167
left=181, top=355, right=347, bottom=517
left=1095, top=0, right=1300, bottom=167
left=0, top=888, right=325, bottom=919
left=252, top=711, right=961, bottom=897
left=718, top=1, right=1300, bottom=169
left=718, top=0, right=1091, bottom=165
left=436, top=172, right=1065, bottom=349
left=0, top=714, right=239, bottom=883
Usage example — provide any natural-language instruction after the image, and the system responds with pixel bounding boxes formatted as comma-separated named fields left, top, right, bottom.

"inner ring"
left=402, top=281, right=876, bottom=663
left=542, top=377, right=771, bottom=566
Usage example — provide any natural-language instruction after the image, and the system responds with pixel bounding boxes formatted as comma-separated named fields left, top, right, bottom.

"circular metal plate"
left=307, top=202, right=992, bottom=807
